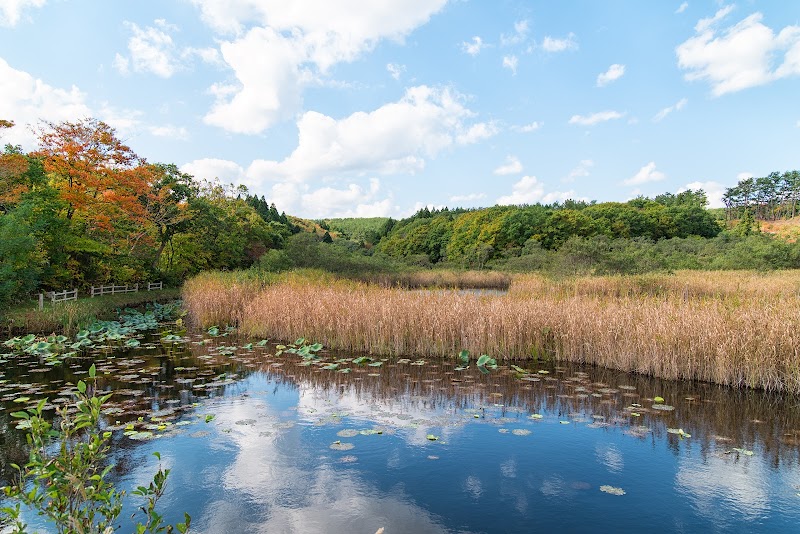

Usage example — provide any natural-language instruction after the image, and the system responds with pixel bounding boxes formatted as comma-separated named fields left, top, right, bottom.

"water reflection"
left=2, top=332, right=800, bottom=532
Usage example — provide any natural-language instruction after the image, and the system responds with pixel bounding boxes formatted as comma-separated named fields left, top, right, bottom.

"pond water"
left=2, top=329, right=800, bottom=533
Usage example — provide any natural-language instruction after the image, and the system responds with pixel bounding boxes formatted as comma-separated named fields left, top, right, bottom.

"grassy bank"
left=182, top=270, right=800, bottom=394
left=3, top=288, right=182, bottom=336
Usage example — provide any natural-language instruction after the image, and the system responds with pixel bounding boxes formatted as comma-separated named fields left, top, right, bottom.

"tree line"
left=723, top=170, right=800, bottom=221
left=0, top=118, right=294, bottom=308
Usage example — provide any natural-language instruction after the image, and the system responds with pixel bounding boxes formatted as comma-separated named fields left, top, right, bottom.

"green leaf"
left=77, top=380, right=87, bottom=394
left=476, top=354, right=490, bottom=367
left=654, top=396, right=665, bottom=403
left=10, top=411, right=29, bottom=419
left=368, top=361, right=383, bottom=367
left=458, top=350, right=469, bottom=364
left=426, top=434, right=439, bottom=441
left=207, top=326, right=220, bottom=337
left=88, top=364, right=96, bottom=379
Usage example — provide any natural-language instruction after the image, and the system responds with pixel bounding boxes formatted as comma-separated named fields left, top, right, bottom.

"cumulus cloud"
left=564, top=159, right=594, bottom=183
left=148, top=124, right=189, bottom=140
left=456, top=121, right=499, bottom=144
left=624, top=162, right=666, bottom=185
left=513, top=121, right=542, bottom=132
left=653, top=97, right=688, bottom=122
left=493, top=156, right=523, bottom=176
left=676, top=7, right=800, bottom=96
left=502, top=55, right=518, bottom=75
left=597, top=64, right=625, bottom=86
left=568, top=110, right=624, bottom=126
left=181, top=158, right=248, bottom=184
left=676, top=2, right=688, bottom=15
left=386, top=63, right=405, bottom=80
left=114, top=20, right=182, bottom=78
left=0, top=0, right=45, bottom=27
left=678, top=181, right=726, bottom=208
left=243, top=85, right=494, bottom=182
left=192, top=0, right=448, bottom=134
left=0, top=57, right=91, bottom=148
left=500, top=20, right=529, bottom=47
left=497, top=176, right=576, bottom=205
left=461, top=36, right=484, bottom=56
left=541, top=33, right=578, bottom=52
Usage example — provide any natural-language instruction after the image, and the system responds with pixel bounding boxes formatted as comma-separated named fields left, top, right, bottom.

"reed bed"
left=182, top=270, right=800, bottom=394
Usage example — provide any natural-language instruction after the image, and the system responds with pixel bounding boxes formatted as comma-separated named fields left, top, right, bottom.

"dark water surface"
left=2, top=331, right=800, bottom=533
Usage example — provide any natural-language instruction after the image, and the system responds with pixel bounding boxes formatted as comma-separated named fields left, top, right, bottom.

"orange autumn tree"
left=33, top=118, right=157, bottom=282
left=0, top=120, right=30, bottom=211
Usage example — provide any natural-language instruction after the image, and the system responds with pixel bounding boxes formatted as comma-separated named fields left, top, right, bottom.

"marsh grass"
left=182, top=270, right=800, bottom=393
left=2, top=288, right=181, bottom=336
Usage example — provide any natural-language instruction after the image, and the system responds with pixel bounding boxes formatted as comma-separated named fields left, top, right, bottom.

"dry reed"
left=182, top=270, right=800, bottom=393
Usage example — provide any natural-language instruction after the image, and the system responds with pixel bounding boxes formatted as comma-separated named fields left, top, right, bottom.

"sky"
left=1, top=0, right=799, bottom=218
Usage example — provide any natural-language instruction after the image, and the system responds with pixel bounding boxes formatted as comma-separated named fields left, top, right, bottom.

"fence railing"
left=38, top=289, right=78, bottom=310
left=35, top=282, right=164, bottom=309
left=90, top=283, right=139, bottom=297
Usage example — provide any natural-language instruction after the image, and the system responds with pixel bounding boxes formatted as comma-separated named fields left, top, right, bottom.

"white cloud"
left=501, top=20, right=529, bottom=47
left=564, top=159, right=594, bottom=183
left=449, top=192, right=486, bottom=204
left=676, top=2, right=688, bottom=15
left=678, top=181, right=726, bottom=208
left=461, top=36, right=484, bottom=56
left=246, top=85, right=493, bottom=182
left=0, top=0, right=45, bottom=27
left=181, top=158, right=248, bottom=184
left=115, top=20, right=181, bottom=78
left=796, top=119, right=800, bottom=127
left=502, top=55, right=518, bottom=75
left=568, top=110, right=624, bottom=126
left=148, top=124, right=189, bottom=140
left=624, top=162, right=666, bottom=185
left=204, top=27, right=306, bottom=134
left=456, top=121, right=499, bottom=144
left=653, top=97, right=688, bottom=122
left=0, top=57, right=91, bottom=148
left=736, top=171, right=753, bottom=181
left=493, top=155, right=523, bottom=176
left=596, top=63, right=625, bottom=86
left=676, top=8, right=800, bottom=96
left=386, top=63, right=405, bottom=80
left=300, top=179, right=393, bottom=217
left=541, top=33, right=578, bottom=52
left=497, top=176, right=577, bottom=205
left=513, top=121, right=542, bottom=132
left=97, top=103, right=143, bottom=134
left=193, top=0, right=448, bottom=134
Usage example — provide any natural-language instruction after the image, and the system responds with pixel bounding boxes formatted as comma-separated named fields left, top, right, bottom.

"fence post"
left=38, top=293, right=44, bottom=310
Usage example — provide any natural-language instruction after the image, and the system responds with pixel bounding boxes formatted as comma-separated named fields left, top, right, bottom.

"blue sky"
left=1, top=1, right=799, bottom=218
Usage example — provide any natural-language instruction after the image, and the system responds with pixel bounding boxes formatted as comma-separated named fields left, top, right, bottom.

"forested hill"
left=2, top=117, right=798, bottom=309
left=371, top=191, right=720, bottom=268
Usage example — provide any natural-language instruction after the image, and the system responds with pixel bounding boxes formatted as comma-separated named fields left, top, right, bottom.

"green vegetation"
left=0, top=119, right=295, bottom=310
left=3, top=289, right=181, bottom=336
left=1, top=364, right=190, bottom=533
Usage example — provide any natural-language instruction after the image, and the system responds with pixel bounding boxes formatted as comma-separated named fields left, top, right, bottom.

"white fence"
left=90, top=283, right=139, bottom=297
left=38, top=289, right=78, bottom=310
left=35, top=282, right=164, bottom=309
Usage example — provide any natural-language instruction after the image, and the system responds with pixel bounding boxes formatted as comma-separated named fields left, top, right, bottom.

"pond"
left=2, top=326, right=800, bottom=533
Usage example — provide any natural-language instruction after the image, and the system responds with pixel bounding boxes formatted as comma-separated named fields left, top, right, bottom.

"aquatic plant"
left=183, top=270, right=800, bottom=393
left=1, top=365, right=190, bottom=533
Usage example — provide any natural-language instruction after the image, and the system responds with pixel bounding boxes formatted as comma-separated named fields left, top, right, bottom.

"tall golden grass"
left=182, top=269, right=800, bottom=393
